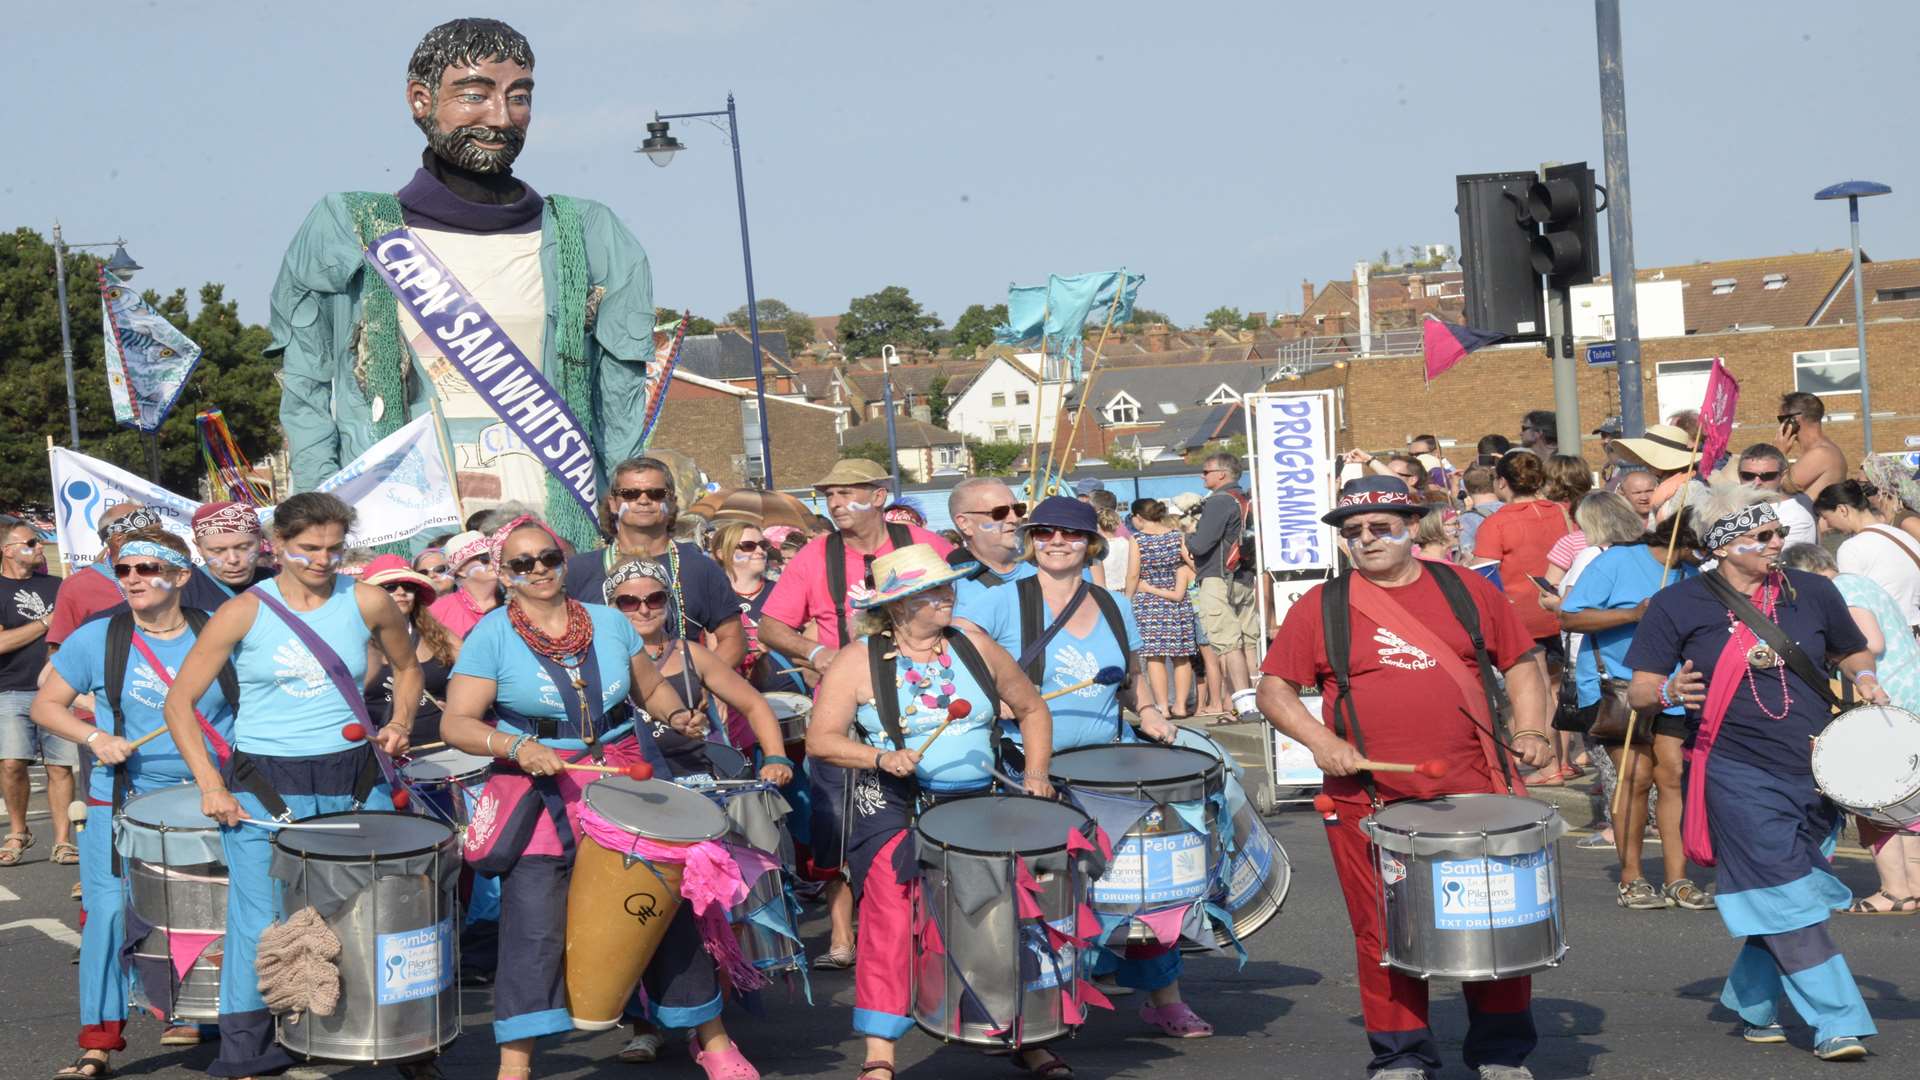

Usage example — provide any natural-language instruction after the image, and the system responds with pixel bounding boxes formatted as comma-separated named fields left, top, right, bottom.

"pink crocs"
left=1139, top=1001, right=1214, bottom=1038
left=692, top=1040, right=760, bottom=1080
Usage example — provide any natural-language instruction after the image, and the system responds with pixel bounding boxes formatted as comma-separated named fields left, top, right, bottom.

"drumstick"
left=339, top=724, right=413, bottom=810
left=1038, top=666, right=1126, bottom=702
left=238, top=819, right=364, bottom=831
left=563, top=760, right=657, bottom=781
left=915, top=700, right=973, bottom=755
left=1356, top=758, right=1450, bottom=778
left=124, top=726, right=174, bottom=752
left=407, top=741, right=448, bottom=753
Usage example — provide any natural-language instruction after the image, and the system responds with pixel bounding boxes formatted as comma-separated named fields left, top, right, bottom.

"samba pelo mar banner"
left=1243, top=390, right=1338, bottom=575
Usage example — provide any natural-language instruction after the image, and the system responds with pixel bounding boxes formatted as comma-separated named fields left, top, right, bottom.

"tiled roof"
left=1625, top=251, right=1854, bottom=334
left=840, top=417, right=966, bottom=448
left=675, top=331, right=794, bottom=382
left=845, top=362, right=983, bottom=403
left=1812, top=257, right=1920, bottom=326
left=1065, top=359, right=1274, bottom=419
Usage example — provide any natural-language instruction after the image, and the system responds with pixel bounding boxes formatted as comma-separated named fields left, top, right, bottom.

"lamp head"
left=639, top=119, right=684, bottom=168
left=1815, top=180, right=1891, bottom=201
left=105, top=242, right=141, bottom=280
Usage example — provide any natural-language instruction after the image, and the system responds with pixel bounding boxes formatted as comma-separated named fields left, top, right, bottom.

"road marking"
left=0, top=918, right=81, bottom=947
left=0, top=884, right=18, bottom=902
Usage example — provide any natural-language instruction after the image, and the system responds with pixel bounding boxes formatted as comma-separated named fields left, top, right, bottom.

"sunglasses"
left=1339, top=522, right=1409, bottom=541
left=1741, top=527, right=1788, bottom=546
left=966, top=502, right=1029, bottom=522
left=613, top=591, right=670, bottom=613
left=503, top=548, right=566, bottom=575
left=733, top=540, right=767, bottom=555
left=114, top=561, right=170, bottom=579
left=1738, top=469, right=1782, bottom=483
left=5, top=538, right=43, bottom=550
left=1777, top=414, right=1803, bottom=424
left=1029, top=526, right=1091, bottom=543
left=613, top=486, right=671, bottom=503
left=379, top=582, right=418, bottom=594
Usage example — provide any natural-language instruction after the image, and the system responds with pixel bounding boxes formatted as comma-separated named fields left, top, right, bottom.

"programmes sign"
left=1244, top=391, right=1337, bottom=575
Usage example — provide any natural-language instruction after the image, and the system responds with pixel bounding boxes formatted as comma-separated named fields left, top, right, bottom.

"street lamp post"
left=879, top=345, right=903, bottom=489
left=640, top=94, right=776, bottom=489
left=1815, top=180, right=1891, bottom=457
left=50, top=223, right=141, bottom=450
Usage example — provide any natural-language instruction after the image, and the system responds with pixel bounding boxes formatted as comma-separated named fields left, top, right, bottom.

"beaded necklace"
left=508, top=596, right=599, bottom=741
left=891, top=632, right=957, bottom=719
left=1739, top=579, right=1792, bottom=720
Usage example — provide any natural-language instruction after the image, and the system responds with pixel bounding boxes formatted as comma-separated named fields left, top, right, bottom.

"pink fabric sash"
left=1683, top=625, right=1755, bottom=867
left=167, top=930, right=220, bottom=980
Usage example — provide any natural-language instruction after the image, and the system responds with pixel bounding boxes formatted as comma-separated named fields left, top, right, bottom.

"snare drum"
left=1167, top=726, right=1291, bottom=949
left=913, top=795, right=1097, bottom=1046
left=567, top=777, right=730, bottom=1029
left=1363, top=795, right=1567, bottom=981
left=1813, top=705, right=1920, bottom=830
left=273, top=813, right=461, bottom=1064
left=116, top=784, right=229, bottom=1021
left=1049, top=745, right=1224, bottom=942
left=765, top=691, right=812, bottom=747
left=400, top=747, right=492, bottom=829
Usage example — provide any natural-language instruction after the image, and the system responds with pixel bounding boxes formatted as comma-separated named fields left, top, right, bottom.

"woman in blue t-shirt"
left=1626, top=486, right=1882, bottom=1061
left=159, top=492, right=425, bottom=1079
left=959, top=496, right=1210, bottom=1039
left=437, top=517, right=723, bottom=1080
left=806, top=544, right=1057, bottom=1080
left=31, top=533, right=237, bottom=1079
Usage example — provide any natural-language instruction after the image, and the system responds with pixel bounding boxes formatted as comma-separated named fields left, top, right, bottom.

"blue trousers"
left=77, top=803, right=131, bottom=1049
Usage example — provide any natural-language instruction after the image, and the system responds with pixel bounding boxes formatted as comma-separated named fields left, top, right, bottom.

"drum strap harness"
left=825, top=524, right=914, bottom=647
left=248, top=585, right=401, bottom=795
left=104, top=610, right=239, bottom=872
left=1322, top=563, right=1517, bottom=801
left=1015, top=577, right=1131, bottom=742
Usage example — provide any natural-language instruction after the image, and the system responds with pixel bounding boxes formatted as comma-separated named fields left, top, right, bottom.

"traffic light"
left=1455, top=171, right=1545, bottom=341
left=1527, top=162, right=1599, bottom=287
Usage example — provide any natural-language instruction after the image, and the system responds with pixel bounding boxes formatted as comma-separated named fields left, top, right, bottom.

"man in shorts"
left=1187, top=453, right=1262, bottom=711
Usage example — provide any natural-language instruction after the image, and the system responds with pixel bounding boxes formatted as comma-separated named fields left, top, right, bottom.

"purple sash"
left=248, top=585, right=399, bottom=791
left=362, top=227, right=598, bottom=518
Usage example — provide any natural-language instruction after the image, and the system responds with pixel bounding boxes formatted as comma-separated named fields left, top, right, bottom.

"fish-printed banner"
left=99, top=268, right=203, bottom=432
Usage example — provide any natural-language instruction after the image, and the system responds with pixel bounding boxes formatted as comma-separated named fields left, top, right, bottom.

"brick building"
left=646, top=370, right=846, bottom=490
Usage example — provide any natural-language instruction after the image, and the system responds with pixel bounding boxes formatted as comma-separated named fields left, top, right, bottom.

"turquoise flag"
left=994, top=270, right=1144, bottom=379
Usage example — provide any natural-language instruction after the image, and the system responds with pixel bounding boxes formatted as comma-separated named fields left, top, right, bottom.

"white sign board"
left=1243, top=391, right=1338, bottom=575
left=1270, top=693, right=1326, bottom=788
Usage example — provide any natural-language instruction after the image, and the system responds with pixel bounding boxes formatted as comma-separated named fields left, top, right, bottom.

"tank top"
left=852, top=635, right=996, bottom=793
left=365, top=650, right=452, bottom=746
left=233, top=577, right=371, bottom=756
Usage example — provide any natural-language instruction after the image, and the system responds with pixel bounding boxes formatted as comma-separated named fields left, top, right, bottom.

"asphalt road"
left=0, top=797, right=1913, bottom=1079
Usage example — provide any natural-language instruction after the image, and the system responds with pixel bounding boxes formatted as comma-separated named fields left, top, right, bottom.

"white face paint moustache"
left=844, top=499, right=876, bottom=513
left=148, top=577, right=175, bottom=592
left=283, top=551, right=332, bottom=569
left=1731, top=541, right=1768, bottom=555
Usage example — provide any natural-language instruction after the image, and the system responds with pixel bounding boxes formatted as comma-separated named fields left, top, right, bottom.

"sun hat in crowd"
left=1020, top=495, right=1100, bottom=538
left=361, top=554, right=437, bottom=605
left=1320, top=474, right=1434, bottom=526
left=443, top=530, right=492, bottom=569
left=853, top=544, right=977, bottom=610
left=1168, top=492, right=1205, bottom=517
left=1611, top=423, right=1695, bottom=473
left=1073, top=477, right=1106, bottom=497
left=813, top=458, right=891, bottom=490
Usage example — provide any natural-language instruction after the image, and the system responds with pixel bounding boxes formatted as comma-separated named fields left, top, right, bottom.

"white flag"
left=49, top=448, right=200, bottom=569
left=49, top=414, right=460, bottom=569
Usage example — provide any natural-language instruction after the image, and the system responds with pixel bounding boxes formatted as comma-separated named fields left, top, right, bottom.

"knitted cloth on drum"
left=255, top=906, right=343, bottom=1018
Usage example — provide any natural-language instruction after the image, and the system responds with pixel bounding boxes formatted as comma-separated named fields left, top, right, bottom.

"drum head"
left=703, top=742, right=752, bottom=780
left=1814, top=706, right=1920, bottom=806
left=402, top=747, right=493, bottom=783
left=1050, top=745, right=1219, bottom=787
left=121, top=783, right=219, bottom=832
left=270, top=811, right=454, bottom=859
left=584, top=777, right=728, bottom=843
left=765, top=692, right=812, bottom=719
left=1370, top=795, right=1556, bottom=838
left=917, top=795, right=1091, bottom=856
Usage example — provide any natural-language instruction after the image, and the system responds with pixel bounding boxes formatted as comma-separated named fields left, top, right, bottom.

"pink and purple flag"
left=1698, top=357, right=1740, bottom=472
left=1421, top=315, right=1507, bottom=382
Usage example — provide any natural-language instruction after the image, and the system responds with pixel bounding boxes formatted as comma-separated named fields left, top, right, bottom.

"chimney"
left=1406, top=273, right=1425, bottom=298
left=1145, top=323, right=1170, bottom=352
left=910, top=403, right=932, bottom=423
left=1354, top=261, right=1373, bottom=357
left=1301, top=280, right=1316, bottom=311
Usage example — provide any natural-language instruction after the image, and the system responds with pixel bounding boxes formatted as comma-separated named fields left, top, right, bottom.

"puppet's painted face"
left=408, top=57, right=533, bottom=173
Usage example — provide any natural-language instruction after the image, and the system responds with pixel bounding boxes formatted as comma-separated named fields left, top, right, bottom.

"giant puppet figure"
left=268, top=18, right=653, bottom=547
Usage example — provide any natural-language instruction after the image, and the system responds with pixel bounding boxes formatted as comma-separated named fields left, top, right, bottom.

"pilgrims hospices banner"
left=1243, top=390, right=1338, bottom=576
left=49, top=415, right=459, bottom=569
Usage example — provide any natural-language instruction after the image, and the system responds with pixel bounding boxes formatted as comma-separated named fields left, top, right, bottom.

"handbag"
left=1585, top=641, right=1651, bottom=745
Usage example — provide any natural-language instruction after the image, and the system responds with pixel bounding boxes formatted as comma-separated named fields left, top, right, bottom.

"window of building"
left=1105, top=392, right=1140, bottom=425
left=1763, top=273, right=1788, bottom=290
left=1876, top=286, right=1920, bottom=303
left=1710, top=278, right=1736, bottom=296
left=1204, top=384, right=1240, bottom=405
left=1653, top=359, right=1716, bottom=422
left=991, top=424, right=1010, bottom=442
left=991, top=392, right=1007, bottom=408
left=1793, top=348, right=1861, bottom=396
left=1015, top=391, right=1031, bottom=406
left=1018, top=425, right=1033, bottom=442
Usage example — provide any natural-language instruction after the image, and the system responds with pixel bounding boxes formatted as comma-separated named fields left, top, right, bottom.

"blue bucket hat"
left=1020, top=495, right=1101, bottom=538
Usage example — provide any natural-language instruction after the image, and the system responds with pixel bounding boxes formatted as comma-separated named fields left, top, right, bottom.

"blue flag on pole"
left=994, top=270, right=1144, bottom=380
left=99, top=269, right=203, bottom=432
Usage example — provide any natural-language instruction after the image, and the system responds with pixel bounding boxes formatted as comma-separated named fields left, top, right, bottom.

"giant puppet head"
left=405, top=18, right=536, bottom=174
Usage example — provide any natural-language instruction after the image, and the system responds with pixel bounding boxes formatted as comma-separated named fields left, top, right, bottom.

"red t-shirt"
left=47, top=564, right=126, bottom=648
left=760, top=525, right=953, bottom=650
left=1468, top=499, right=1569, bottom=640
left=1261, top=564, right=1535, bottom=803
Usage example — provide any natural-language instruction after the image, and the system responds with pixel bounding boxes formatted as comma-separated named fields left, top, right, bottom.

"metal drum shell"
left=1166, top=727, right=1291, bottom=951
left=765, top=691, right=813, bottom=746
left=1364, top=795, right=1568, bottom=981
left=1812, top=705, right=1920, bottom=830
left=130, top=932, right=223, bottom=1021
left=273, top=812, right=461, bottom=1065
left=696, top=778, right=804, bottom=974
left=116, top=785, right=228, bottom=935
left=400, top=748, right=493, bottom=830
left=912, top=795, right=1094, bottom=1047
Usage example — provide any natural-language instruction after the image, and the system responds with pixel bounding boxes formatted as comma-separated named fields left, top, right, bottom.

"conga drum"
left=1813, top=705, right=1920, bottom=829
left=1167, top=726, right=1291, bottom=950
left=115, top=784, right=228, bottom=1021
left=1363, top=795, right=1568, bottom=980
left=1049, top=745, right=1225, bottom=944
left=913, top=794, right=1097, bottom=1046
left=273, top=812, right=461, bottom=1064
left=566, top=776, right=729, bottom=1029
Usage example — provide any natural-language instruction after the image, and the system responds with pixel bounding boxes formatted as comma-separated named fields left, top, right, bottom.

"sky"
left=10, top=1, right=1918, bottom=334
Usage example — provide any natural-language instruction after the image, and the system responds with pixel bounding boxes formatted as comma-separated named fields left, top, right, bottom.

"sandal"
left=691, top=1039, right=759, bottom=1080
left=619, top=1032, right=663, bottom=1062
left=1843, top=889, right=1916, bottom=915
left=51, top=841, right=79, bottom=865
left=53, top=1054, right=112, bottom=1079
left=1617, top=878, right=1671, bottom=910
left=1139, top=1001, right=1213, bottom=1038
left=1665, top=878, right=1716, bottom=911
left=856, top=1062, right=895, bottom=1080
left=0, top=832, right=32, bottom=867
left=1013, top=1048, right=1073, bottom=1078
left=158, top=1025, right=200, bottom=1046
left=813, top=945, right=856, bottom=970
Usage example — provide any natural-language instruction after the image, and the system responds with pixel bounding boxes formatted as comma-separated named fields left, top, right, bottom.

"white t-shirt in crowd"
left=1837, top=524, right=1920, bottom=628
left=1101, top=534, right=1133, bottom=590
left=1771, top=495, right=1819, bottom=550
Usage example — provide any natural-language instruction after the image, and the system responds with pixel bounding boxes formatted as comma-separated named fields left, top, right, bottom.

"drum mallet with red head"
left=915, top=700, right=974, bottom=754
left=1357, top=758, right=1450, bottom=778
left=1038, top=667, right=1125, bottom=702
left=339, top=724, right=412, bottom=808
left=564, top=760, right=657, bottom=781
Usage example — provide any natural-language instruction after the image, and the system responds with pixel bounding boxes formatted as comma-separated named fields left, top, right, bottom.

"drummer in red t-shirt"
left=1256, top=474, right=1556, bottom=1080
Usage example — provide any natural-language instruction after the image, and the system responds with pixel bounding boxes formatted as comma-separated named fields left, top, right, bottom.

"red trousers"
left=1324, top=800, right=1535, bottom=1074
left=852, top=832, right=916, bottom=1039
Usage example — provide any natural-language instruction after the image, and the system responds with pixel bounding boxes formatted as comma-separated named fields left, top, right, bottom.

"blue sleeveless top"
left=232, top=577, right=370, bottom=756
left=450, top=604, right=644, bottom=751
left=852, top=634, right=996, bottom=793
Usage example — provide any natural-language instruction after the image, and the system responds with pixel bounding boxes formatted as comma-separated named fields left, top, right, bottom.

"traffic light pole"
left=1596, top=0, right=1644, bottom=438
left=1548, top=285, right=1580, bottom=458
